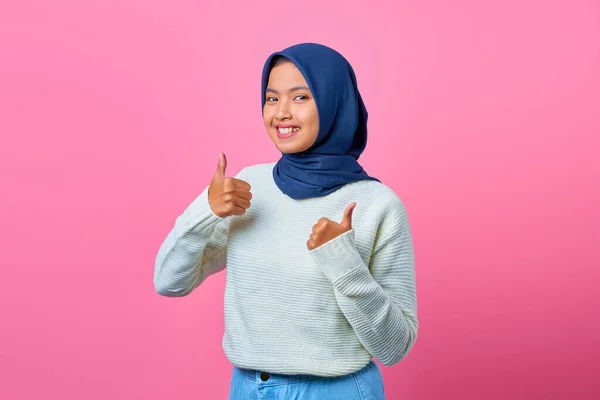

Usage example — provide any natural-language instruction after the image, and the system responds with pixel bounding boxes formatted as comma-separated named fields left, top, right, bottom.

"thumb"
left=341, top=202, right=356, bottom=229
left=215, top=152, right=227, bottom=179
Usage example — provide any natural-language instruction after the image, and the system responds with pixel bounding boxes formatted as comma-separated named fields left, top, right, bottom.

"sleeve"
left=153, top=180, right=233, bottom=297
left=308, top=199, right=418, bottom=366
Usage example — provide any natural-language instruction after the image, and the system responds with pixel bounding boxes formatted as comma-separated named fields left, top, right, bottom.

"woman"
left=154, top=43, right=418, bottom=399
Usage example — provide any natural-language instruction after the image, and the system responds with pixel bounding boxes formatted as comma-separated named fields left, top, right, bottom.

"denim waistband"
left=235, top=360, right=375, bottom=385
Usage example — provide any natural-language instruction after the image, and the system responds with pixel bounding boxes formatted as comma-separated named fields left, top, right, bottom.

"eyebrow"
left=265, top=86, right=310, bottom=94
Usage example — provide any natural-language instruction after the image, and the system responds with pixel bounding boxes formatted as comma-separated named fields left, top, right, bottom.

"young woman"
left=154, top=43, right=418, bottom=399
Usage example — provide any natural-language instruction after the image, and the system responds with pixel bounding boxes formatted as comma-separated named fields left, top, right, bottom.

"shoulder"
left=348, top=179, right=408, bottom=221
left=351, top=181, right=413, bottom=248
left=235, top=162, right=276, bottom=180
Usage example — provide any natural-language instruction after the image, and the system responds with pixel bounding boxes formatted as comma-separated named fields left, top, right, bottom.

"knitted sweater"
left=153, top=162, right=418, bottom=377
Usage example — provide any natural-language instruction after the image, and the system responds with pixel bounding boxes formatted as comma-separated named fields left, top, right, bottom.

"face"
left=263, top=61, right=320, bottom=154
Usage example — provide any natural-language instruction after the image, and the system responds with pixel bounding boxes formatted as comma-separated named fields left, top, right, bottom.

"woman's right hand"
left=208, top=153, right=252, bottom=218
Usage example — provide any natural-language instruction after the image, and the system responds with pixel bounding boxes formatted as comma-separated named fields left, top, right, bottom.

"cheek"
left=298, top=108, right=318, bottom=128
left=262, top=109, right=272, bottom=125
left=309, top=110, right=319, bottom=133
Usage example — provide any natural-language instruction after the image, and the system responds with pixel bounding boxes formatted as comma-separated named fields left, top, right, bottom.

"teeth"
left=278, top=127, right=300, bottom=134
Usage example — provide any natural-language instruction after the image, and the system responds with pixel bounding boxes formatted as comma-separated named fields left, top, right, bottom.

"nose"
left=275, top=99, right=292, bottom=120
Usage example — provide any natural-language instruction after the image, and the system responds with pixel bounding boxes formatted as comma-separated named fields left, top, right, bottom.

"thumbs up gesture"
left=306, top=202, right=357, bottom=251
left=208, top=153, right=253, bottom=218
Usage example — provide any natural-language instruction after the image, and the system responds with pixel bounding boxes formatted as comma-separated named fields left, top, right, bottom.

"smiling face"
left=263, top=60, right=320, bottom=154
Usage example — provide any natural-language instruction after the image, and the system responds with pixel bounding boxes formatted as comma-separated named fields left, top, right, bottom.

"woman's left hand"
left=306, top=202, right=357, bottom=251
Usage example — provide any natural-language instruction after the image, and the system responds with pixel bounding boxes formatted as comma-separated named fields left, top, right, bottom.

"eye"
left=294, top=95, right=308, bottom=101
left=266, top=96, right=277, bottom=102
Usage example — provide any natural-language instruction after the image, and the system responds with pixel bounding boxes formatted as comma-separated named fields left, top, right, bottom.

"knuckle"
left=224, top=180, right=235, bottom=191
left=318, top=217, right=329, bottom=225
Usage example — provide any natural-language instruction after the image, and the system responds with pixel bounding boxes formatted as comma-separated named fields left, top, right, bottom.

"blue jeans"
left=228, top=359, right=385, bottom=399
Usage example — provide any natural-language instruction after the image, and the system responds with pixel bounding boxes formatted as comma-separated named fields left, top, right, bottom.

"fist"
left=306, top=202, right=356, bottom=251
left=208, top=153, right=252, bottom=218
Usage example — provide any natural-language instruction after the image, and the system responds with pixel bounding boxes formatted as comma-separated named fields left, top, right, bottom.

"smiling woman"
left=154, top=43, right=418, bottom=400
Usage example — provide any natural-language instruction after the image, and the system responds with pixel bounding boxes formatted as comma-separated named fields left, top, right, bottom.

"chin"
left=277, top=146, right=301, bottom=154
left=269, top=131, right=312, bottom=154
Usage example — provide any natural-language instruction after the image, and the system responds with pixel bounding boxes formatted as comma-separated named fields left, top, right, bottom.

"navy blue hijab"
left=261, top=43, right=380, bottom=200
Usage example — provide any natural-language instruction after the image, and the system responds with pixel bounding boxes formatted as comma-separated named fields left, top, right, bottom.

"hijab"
left=261, top=43, right=380, bottom=200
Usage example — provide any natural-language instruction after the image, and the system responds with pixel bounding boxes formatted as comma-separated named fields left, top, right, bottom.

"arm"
left=309, top=200, right=418, bottom=366
left=153, top=183, right=230, bottom=297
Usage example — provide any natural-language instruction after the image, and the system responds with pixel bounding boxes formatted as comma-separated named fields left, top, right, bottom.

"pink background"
left=1, top=0, right=599, bottom=399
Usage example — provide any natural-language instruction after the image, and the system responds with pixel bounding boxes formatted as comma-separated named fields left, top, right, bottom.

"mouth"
left=276, top=126, right=301, bottom=139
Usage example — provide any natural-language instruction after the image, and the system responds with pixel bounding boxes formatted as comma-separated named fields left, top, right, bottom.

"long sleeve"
left=308, top=200, right=418, bottom=366
left=153, top=183, right=230, bottom=297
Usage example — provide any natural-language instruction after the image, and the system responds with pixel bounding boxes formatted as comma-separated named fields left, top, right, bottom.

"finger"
left=231, top=205, right=247, bottom=216
left=234, top=188, right=253, bottom=201
left=233, top=196, right=251, bottom=209
left=231, top=178, right=251, bottom=191
left=215, top=152, right=227, bottom=179
left=341, top=202, right=356, bottom=228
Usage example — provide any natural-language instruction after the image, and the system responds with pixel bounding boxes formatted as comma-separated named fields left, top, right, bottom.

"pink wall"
left=1, top=1, right=598, bottom=399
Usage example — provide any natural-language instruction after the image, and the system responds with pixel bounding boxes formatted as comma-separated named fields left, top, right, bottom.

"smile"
left=277, top=127, right=300, bottom=139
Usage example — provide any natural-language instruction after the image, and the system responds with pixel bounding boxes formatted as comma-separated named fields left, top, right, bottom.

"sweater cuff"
left=309, top=229, right=366, bottom=282
left=182, top=185, right=227, bottom=232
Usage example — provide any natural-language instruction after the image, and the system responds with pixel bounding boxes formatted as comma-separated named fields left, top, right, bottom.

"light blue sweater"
left=154, top=162, right=418, bottom=377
